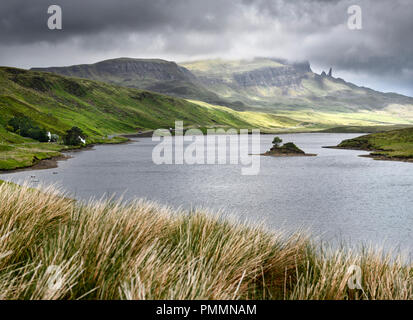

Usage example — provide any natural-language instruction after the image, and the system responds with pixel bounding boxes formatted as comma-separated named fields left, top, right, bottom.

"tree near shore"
left=63, top=126, right=86, bottom=146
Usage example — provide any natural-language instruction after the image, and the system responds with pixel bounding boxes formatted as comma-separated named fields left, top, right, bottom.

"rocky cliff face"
left=33, top=58, right=196, bottom=82
left=182, top=58, right=312, bottom=89
left=233, top=65, right=308, bottom=87
left=90, top=58, right=198, bottom=82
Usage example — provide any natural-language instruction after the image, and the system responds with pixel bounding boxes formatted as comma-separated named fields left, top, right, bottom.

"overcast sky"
left=0, top=0, right=412, bottom=96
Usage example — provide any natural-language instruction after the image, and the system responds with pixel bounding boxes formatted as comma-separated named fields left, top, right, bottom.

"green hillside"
left=0, top=67, right=265, bottom=170
left=336, top=127, right=413, bottom=160
left=189, top=99, right=413, bottom=131
left=32, top=58, right=230, bottom=106
left=320, top=124, right=413, bottom=133
left=0, top=67, right=256, bottom=134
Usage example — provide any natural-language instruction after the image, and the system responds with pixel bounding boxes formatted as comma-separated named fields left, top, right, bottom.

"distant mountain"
left=34, top=57, right=413, bottom=116
left=181, top=58, right=413, bottom=113
left=32, top=58, right=235, bottom=107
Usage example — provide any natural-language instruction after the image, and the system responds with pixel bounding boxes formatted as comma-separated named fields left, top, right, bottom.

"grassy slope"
left=189, top=100, right=413, bottom=132
left=0, top=67, right=258, bottom=135
left=320, top=124, right=413, bottom=133
left=32, top=58, right=225, bottom=105
left=337, top=127, right=413, bottom=159
left=0, top=182, right=410, bottom=300
left=186, top=100, right=311, bottom=132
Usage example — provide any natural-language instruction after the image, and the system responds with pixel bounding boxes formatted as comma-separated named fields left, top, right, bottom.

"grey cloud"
left=0, top=0, right=239, bottom=43
left=0, top=0, right=412, bottom=95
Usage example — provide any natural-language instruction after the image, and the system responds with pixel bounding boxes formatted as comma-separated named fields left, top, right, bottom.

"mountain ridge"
left=32, top=57, right=413, bottom=116
left=181, top=58, right=413, bottom=112
left=32, top=58, right=240, bottom=108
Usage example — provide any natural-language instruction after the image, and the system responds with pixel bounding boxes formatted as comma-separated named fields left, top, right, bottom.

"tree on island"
left=267, top=137, right=306, bottom=155
left=272, top=136, right=283, bottom=148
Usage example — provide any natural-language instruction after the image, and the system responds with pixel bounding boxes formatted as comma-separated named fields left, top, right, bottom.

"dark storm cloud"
left=0, top=0, right=412, bottom=95
left=0, top=0, right=238, bottom=43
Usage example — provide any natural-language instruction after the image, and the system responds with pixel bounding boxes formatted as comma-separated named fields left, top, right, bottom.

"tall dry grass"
left=0, top=181, right=411, bottom=300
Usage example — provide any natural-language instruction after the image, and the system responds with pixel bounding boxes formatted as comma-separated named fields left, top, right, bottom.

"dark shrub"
left=11, top=74, right=52, bottom=92
left=7, top=116, right=48, bottom=142
left=282, top=142, right=304, bottom=153
left=63, top=127, right=86, bottom=145
left=27, top=127, right=49, bottom=142
left=61, top=79, right=86, bottom=97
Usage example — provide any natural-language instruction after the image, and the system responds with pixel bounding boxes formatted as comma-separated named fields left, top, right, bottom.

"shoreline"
left=261, top=152, right=317, bottom=157
left=323, top=146, right=413, bottom=163
left=0, top=139, right=132, bottom=174
left=0, top=131, right=364, bottom=174
left=0, top=146, right=92, bottom=174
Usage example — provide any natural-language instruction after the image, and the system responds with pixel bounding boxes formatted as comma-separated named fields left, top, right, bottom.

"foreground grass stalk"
left=0, top=182, right=411, bottom=300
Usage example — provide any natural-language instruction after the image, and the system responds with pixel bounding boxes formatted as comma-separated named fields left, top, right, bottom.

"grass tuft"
left=0, top=182, right=411, bottom=300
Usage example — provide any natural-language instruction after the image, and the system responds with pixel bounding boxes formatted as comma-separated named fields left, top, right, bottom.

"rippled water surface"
left=2, top=133, right=412, bottom=253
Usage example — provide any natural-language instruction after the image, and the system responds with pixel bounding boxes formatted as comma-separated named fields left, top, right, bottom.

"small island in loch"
left=262, top=137, right=317, bottom=157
